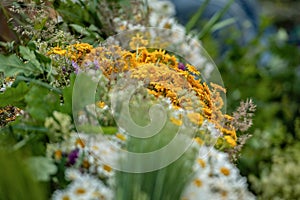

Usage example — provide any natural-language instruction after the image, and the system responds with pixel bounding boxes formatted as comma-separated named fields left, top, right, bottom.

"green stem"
left=16, top=76, right=62, bottom=94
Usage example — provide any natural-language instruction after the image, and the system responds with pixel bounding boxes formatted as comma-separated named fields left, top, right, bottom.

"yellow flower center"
left=54, top=150, right=62, bottom=160
left=75, top=188, right=86, bottom=195
left=197, top=158, right=206, bottom=168
left=75, top=138, right=85, bottom=148
left=103, top=164, right=112, bottom=172
left=62, top=195, right=70, bottom=200
left=220, top=167, right=230, bottom=176
left=193, top=178, right=203, bottom=187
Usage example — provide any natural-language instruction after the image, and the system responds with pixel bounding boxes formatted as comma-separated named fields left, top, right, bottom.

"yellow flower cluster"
left=71, top=35, right=238, bottom=147
left=47, top=43, right=93, bottom=62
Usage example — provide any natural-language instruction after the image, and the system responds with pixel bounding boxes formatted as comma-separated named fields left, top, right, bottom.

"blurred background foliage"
left=192, top=1, right=300, bottom=199
left=0, top=150, right=48, bottom=200
left=0, top=0, right=299, bottom=199
left=166, top=0, right=300, bottom=199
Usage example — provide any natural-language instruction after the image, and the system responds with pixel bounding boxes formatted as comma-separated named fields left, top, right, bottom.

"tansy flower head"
left=81, top=40, right=237, bottom=148
left=47, top=43, right=93, bottom=63
left=47, top=47, right=66, bottom=56
left=224, top=135, right=237, bottom=147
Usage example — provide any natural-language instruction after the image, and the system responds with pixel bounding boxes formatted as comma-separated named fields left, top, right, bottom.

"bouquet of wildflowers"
left=0, top=0, right=256, bottom=199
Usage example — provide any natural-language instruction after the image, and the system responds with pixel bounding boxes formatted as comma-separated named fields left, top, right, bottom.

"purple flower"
left=68, top=148, right=79, bottom=165
left=93, top=59, right=100, bottom=70
left=178, top=62, right=186, bottom=70
left=71, top=60, right=79, bottom=74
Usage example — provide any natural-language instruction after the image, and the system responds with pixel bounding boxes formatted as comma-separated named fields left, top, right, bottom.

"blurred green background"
left=171, top=0, right=300, bottom=198
left=204, top=1, right=300, bottom=199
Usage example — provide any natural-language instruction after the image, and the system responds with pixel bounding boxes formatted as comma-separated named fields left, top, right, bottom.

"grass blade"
left=185, top=0, right=210, bottom=33
left=198, top=0, right=234, bottom=39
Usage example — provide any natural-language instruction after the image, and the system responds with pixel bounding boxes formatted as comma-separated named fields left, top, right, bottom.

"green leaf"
left=211, top=18, right=236, bottom=32
left=88, top=24, right=100, bottom=32
left=0, top=81, right=29, bottom=108
left=60, top=73, right=75, bottom=115
left=16, top=76, right=62, bottom=94
left=19, top=46, right=42, bottom=72
left=185, top=0, right=210, bottom=33
left=25, top=84, right=61, bottom=123
left=26, top=156, right=57, bottom=181
left=198, top=0, right=234, bottom=39
left=0, top=54, right=41, bottom=77
left=70, top=24, right=91, bottom=36
left=34, top=17, right=48, bottom=31
left=27, top=41, right=37, bottom=51
left=34, top=51, right=51, bottom=64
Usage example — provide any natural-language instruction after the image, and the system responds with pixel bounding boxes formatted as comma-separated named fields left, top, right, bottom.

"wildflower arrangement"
left=0, top=0, right=258, bottom=200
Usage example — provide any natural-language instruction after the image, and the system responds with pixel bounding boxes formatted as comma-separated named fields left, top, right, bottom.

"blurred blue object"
left=169, top=0, right=299, bottom=67
left=170, top=0, right=259, bottom=46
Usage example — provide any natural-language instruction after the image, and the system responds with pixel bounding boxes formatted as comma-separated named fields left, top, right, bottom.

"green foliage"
left=0, top=54, right=41, bottom=77
left=0, top=41, right=15, bottom=54
left=26, top=156, right=58, bottom=182
left=45, top=111, right=73, bottom=142
left=59, top=73, right=75, bottom=115
left=185, top=0, right=235, bottom=39
left=249, top=142, right=300, bottom=200
left=53, top=0, right=107, bottom=41
left=115, top=101, right=197, bottom=200
left=0, top=74, right=74, bottom=153
left=0, top=81, right=29, bottom=108
left=198, top=0, right=235, bottom=39
left=69, top=24, right=104, bottom=44
left=53, top=0, right=132, bottom=44
left=185, top=0, right=210, bottom=33
left=19, top=46, right=42, bottom=70
left=54, top=0, right=98, bottom=26
left=116, top=143, right=197, bottom=200
left=25, top=84, right=61, bottom=124
left=201, top=15, right=300, bottom=198
left=116, top=151, right=196, bottom=200
left=0, top=151, right=47, bottom=200
left=0, top=45, right=52, bottom=80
